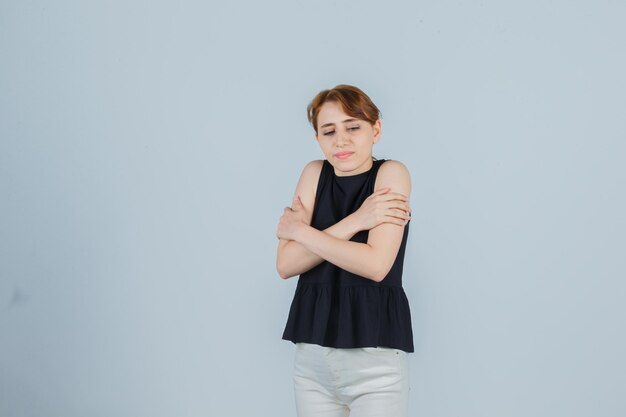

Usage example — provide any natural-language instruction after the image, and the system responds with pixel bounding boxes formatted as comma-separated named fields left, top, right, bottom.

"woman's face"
left=315, top=101, right=381, bottom=177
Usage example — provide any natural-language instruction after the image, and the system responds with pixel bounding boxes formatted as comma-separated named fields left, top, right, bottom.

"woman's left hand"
left=277, top=196, right=309, bottom=241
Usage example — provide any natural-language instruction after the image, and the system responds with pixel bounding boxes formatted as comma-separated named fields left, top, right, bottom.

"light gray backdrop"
left=1, top=0, right=624, bottom=416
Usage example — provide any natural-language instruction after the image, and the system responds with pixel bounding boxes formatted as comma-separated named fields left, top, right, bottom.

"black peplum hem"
left=282, top=282, right=414, bottom=353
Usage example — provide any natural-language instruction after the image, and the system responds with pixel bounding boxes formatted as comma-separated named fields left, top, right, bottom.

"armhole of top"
left=310, top=160, right=330, bottom=219
left=371, top=158, right=388, bottom=192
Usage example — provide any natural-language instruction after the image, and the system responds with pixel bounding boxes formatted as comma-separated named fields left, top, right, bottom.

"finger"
left=386, top=192, right=409, bottom=201
left=381, top=201, right=410, bottom=212
left=383, top=199, right=410, bottom=209
left=381, top=216, right=409, bottom=227
left=293, top=196, right=304, bottom=210
left=395, top=200, right=411, bottom=211
left=370, top=187, right=391, bottom=197
left=376, top=192, right=408, bottom=202
left=383, top=208, right=411, bottom=220
left=400, top=207, right=412, bottom=218
left=399, top=208, right=412, bottom=219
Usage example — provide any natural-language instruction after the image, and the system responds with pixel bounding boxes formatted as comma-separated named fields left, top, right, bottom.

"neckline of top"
left=329, top=159, right=384, bottom=180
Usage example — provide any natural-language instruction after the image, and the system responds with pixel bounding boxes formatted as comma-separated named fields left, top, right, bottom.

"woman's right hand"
left=351, top=188, right=411, bottom=231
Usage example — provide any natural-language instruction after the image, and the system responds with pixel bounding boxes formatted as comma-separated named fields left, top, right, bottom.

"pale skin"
left=276, top=101, right=412, bottom=282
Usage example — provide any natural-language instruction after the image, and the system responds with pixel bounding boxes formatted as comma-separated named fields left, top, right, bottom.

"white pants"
left=293, top=343, right=409, bottom=417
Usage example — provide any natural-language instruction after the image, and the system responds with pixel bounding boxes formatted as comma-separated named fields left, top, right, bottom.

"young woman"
left=276, top=85, right=414, bottom=417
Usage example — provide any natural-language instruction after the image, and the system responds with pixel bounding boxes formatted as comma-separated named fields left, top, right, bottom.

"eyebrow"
left=320, top=118, right=359, bottom=129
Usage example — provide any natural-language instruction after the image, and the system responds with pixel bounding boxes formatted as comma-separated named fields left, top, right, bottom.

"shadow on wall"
left=0, top=286, right=27, bottom=314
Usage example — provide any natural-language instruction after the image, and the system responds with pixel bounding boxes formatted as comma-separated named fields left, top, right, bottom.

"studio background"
left=1, top=1, right=624, bottom=416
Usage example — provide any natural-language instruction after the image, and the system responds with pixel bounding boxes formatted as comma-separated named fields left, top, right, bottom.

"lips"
left=334, top=151, right=354, bottom=159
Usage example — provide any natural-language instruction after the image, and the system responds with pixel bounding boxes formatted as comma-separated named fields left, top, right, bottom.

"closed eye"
left=323, top=130, right=335, bottom=136
left=347, top=126, right=360, bottom=131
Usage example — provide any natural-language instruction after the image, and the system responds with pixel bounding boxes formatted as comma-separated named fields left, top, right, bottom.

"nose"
left=336, top=129, right=349, bottom=147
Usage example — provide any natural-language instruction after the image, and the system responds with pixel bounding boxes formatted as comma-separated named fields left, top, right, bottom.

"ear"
left=372, top=119, right=382, bottom=144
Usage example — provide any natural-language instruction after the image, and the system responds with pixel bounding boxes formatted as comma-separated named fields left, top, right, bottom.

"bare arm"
left=277, top=206, right=363, bottom=279
left=277, top=160, right=411, bottom=282
left=276, top=161, right=411, bottom=279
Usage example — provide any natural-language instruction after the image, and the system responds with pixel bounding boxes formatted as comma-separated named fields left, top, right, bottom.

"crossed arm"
left=276, top=160, right=411, bottom=281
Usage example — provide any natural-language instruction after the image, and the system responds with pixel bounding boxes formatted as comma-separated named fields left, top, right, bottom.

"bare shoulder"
left=378, top=159, right=410, bottom=177
left=376, top=160, right=411, bottom=195
left=294, top=160, right=324, bottom=211
left=298, top=160, right=324, bottom=190
left=300, top=159, right=324, bottom=179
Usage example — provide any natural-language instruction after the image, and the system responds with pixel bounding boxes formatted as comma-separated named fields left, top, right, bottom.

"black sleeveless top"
left=282, top=159, right=414, bottom=352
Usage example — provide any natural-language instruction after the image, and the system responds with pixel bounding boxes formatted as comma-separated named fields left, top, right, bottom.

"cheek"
left=319, top=141, right=333, bottom=151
